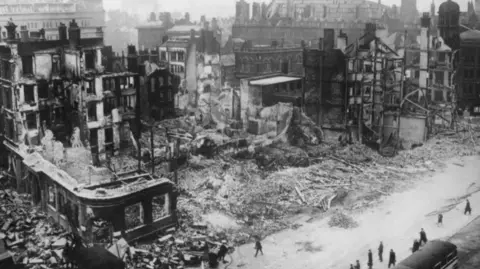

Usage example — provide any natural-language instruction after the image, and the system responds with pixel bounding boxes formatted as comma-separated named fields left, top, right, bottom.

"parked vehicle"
left=392, top=240, right=458, bottom=269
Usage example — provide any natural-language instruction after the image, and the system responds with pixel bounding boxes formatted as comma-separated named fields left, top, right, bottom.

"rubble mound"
left=328, top=211, right=359, bottom=229
left=254, top=144, right=310, bottom=170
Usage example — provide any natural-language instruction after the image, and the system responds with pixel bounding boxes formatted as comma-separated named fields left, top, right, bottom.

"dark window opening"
left=5, top=118, right=14, bottom=140
left=5, top=87, right=13, bottom=109
left=22, top=56, right=33, bottom=75
left=124, top=203, right=144, bottom=230
left=47, top=184, right=56, bottom=208
left=53, top=107, right=65, bottom=124
left=85, top=51, right=95, bottom=69
left=88, top=103, right=97, bottom=121
left=281, top=62, right=289, bottom=74
left=438, top=52, right=446, bottom=63
left=39, top=109, right=51, bottom=129
left=24, top=85, right=35, bottom=104
left=203, top=84, right=211, bottom=93
left=53, top=81, right=64, bottom=98
left=435, top=71, right=444, bottom=85
left=89, top=128, right=98, bottom=150
left=38, top=81, right=49, bottom=99
left=178, top=52, right=184, bottom=61
left=122, top=95, right=134, bottom=110
left=104, top=97, right=116, bottom=116
left=58, top=192, right=66, bottom=215
left=105, top=128, right=114, bottom=154
left=161, top=51, right=167, bottom=61
left=86, top=80, right=95, bottom=94
left=26, top=113, right=37, bottom=130
left=52, top=55, right=60, bottom=74
left=2, top=60, right=11, bottom=79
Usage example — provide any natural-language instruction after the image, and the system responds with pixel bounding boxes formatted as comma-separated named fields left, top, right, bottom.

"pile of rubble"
left=327, top=211, right=359, bottom=229
left=0, top=188, right=70, bottom=268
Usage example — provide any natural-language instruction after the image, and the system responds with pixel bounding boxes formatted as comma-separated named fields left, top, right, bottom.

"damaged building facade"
left=0, top=19, right=178, bottom=243
left=234, top=40, right=303, bottom=79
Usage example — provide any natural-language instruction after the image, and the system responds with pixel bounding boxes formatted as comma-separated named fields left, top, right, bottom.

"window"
left=26, top=113, right=37, bottom=130
left=2, top=60, right=11, bottom=79
left=89, top=128, right=98, bottom=150
left=52, top=55, right=60, bottom=74
left=47, top=184, right=56, bottom=208
left=5, top=87, right=12, bottom=109
left=5, top=118, right=14, bottom=140
left=22, top=56, right=33, bottom=75
left=435, top=71, right=444, bottom=85
left=105, top=128, right=114, bottom=154
left=122, top=95, right=135, bottom=109
left=58, top=192, right=66, bottom=215
left=104, top=97, right=116, bottom=116
left=152, top=194, right=170, bottom=220
left=38, top=81, right=49, bottom=99
left=86, top=81, right=95, bottom=94
left=24, top=85, right=35, bottom=103
left=85, top=51, right=95, bottom=69
left=161, top=51, right=166, bottom=61
left=178, top=52, right=184, bottom=61
left=434, top=90, right=444, bottom=102
left=125, top=203, right=144, bottom=230
left=438, top=52, right=446, bottom=63
left=88, top=103, right=97, bottom=121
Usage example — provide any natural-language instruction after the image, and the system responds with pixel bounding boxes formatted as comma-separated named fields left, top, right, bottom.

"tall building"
left=438, top=0, right=460, bottom=50
left=236, top=0, right=250, bottom=23
left=400, top=0, right=418, bottom=23
left=458, top=29, right=480, bottom=114
left=0, top=0, right=105, bottom=40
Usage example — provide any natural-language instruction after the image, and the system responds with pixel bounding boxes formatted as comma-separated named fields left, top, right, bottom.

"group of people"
left=349, top=199, right=473, bottom=269
left=349, top=242, right=397, bottom=269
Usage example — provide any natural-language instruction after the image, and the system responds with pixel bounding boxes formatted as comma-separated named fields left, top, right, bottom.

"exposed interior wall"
left=399, top=116, right=426, bottom=143
left=34, top=53, right=53, bottom=79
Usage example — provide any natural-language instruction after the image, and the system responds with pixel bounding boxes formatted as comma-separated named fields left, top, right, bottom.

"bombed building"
left=0, top=19, right=178, bottom=244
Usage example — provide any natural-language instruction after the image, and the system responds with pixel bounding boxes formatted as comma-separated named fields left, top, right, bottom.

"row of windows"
left=463, top=83, right=480, bottom=95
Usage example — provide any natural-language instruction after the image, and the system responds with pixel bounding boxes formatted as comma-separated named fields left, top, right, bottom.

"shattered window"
left=38, top=81, right=49, bottom=99
left=88, top=103, right=97, bottom=121
left=24, top=85, right=35, bottom=103
left=152, top=194, right=169, bottom=220
left=124, top=202, right=144, bottom=230
left=58, top=192, right=66, bottom=215
left=26, top=112, right=37, bottom=130
left=85, top=51, right=95, bottom=69
left=22, top=56, right=33, bottom=75
left=48, top=185, right=56, bottom=208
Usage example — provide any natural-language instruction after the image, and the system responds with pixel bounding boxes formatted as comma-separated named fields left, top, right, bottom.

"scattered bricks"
left=191, top=223, right=208, bottom=229
left=158, top=234, right=173, bottom=243
left=29, top=258, right=44, bottom=264
left=49, top=256, right=57, bottom=264
left=1, top=219, right=13, bottom=231
left=51, top=238, right=66, bottom=248
left=166, top=227, right=176, bottom=234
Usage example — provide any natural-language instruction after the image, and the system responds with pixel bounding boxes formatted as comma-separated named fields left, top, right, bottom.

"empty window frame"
left=24, top=85, right=35, bottom=103
left=124, top=202, right=144, bottom=230
left=47, top=184, right=56, bottom=209
left=152, top=194, right=170, bottom=220
left=26, top=113, right=37, bottom=130
left=22, top=56, right=33, bottom=75
left=88, top=103, right=97, bottom=121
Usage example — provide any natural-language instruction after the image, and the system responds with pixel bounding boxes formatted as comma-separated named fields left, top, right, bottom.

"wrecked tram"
left=4, top=144, right=178, bottom=244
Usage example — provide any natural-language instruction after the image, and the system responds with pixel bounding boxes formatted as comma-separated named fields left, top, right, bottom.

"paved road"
left=448, top=215, right=480, bottom=269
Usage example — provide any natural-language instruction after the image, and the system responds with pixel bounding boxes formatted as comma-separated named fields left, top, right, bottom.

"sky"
left=103, top=0, right=472, bottom=21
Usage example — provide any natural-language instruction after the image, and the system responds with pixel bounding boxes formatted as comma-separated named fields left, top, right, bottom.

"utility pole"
left=150, top=122, right=155, bottom=175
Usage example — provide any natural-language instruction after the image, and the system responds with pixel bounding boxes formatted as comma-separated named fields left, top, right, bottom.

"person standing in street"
left=388, top=249, right=396, bottom=268
left=378, top=241, right=384, bottom=262
left=437, top=213, right=443, bottom=226
left=350, top=264, right=354, bottom=269
left=355, top=260, right=361, bottom=269
left=367, top=249, right=373, bottom=269
left=419, top=228, right=428, bottom=245
left=254, top=237, right=263, bottom=257
left=412, top=239, right=420, bottom=253
left=465, top=199, right=472, bottom=215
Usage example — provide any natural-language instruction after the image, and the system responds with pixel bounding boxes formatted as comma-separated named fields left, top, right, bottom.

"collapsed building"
left=0, top=19, right=178, bottom=244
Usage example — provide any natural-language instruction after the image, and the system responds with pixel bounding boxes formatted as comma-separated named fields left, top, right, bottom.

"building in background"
left=458, top=29, right=480, bottom=114
left=400, top=0, right=419, bottom=24
left=0, top=0, right=105, bottom=40
left=234, top=41, right=303, bottom=80
left=438, top=0, right=461, bottom=51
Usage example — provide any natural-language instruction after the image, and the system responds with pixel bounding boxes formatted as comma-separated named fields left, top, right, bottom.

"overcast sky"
left=103, top=0, right=471, bottom=21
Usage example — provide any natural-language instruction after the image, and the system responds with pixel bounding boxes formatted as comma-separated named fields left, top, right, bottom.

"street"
left=225, top=155, right=480, bottom=269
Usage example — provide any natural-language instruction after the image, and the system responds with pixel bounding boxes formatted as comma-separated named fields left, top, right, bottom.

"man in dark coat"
left=350, top=264, right=354, bottom=269
left=412, top=239, right=420, bottom=253
left=367, top=249, right=373, bottom=269
left=437, top=213, right=443, bottom=226
left=465, top=199, right=472, bottom=215
left=254, top=238, right=263, bottom=257
left=355, top=260, right=361, bottom=269
left=217, top=241, right=228, bottom=263
left=420, top=228, right=428, bottom=245
left=378, top=241, right=384, bottom=262
left=388, top=249, right=396, bottom=268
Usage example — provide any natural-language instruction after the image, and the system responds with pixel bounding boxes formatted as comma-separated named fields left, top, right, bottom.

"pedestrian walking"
left=217, top=240, right=228, bottom=263
left=388, top=249, right=396, bottom=268
left=465, top=199, right=472, bottom=215
left=437, top=213, right=443, bottom=226
left=378, top=241, right=384, bottom=262
left=367, top=249, right=373, bottom=269
left=412, top=239, right=420, bottom=253
left=355, top=260, right=361, bottom=269
left=254, top=238, right=263, bottom=257
left=420, top=228, right=428, bottom=245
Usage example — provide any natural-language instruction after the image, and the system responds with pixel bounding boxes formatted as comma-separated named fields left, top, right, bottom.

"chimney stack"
left=58, top=23, right=67, bottom=41
left=5, top=19, right=17, bottom=41
left=211, top=18, right=218, bottom=32
left=68, top=19, right=81, bottom=49
left=336, top=30, right=348, bottom=51
left=421, top=12, right=431, bottom=28
left=20, top=25, right=29, bottom=42
left=364, top=23, right=377, bottom=46
left=127, top=45, right=138, bottom=73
